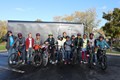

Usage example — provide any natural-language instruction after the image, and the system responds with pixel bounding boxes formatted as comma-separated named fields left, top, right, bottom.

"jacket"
left=26, top=38, right=34, bottom=50
left=64, top=40, right=72, bottom=51
left=74, top=37, right=83, bottom=48
left=45, top=38, right=55, bottom=45
left=96, top=40, right=110, bottom=49
left=2, top=34, right=17, bottom=50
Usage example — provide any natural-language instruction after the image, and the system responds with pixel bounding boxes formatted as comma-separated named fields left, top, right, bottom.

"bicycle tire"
left=32, top=52, right=42, bottom=67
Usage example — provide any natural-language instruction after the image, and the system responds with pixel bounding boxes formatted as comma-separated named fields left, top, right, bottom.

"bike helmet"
left=77, top=33, right=81, bottom=36
left=36, top=33, right=40, bottom=36
left=58, top=35, right=61, bottom=39
left=89, top=33, right=94, bottom=36
left=71, top=35, right=75, bottom=38
left=66, top=36, right=70, bottom=39
left=17, top=33, right=22, bottom=37
left=48, top=34, right=53, bottom=36
left=99, top=35, right=104, bottom=39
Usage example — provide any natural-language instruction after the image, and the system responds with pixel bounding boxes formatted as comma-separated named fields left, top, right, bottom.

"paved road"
left=0, top=52, right=120, bottom=80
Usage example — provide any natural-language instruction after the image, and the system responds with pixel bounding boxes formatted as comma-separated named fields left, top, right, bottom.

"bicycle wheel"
left=42, top=51, right=48, bottom=66
left=72, top=49, right=77, bottom=64
left=8, top=53, right=19, bottom=68
left=33, top=52, right=42, bottom=67
left=88, top=52, right=93, bottom=68
left=100, top=55, right=107, bottom=70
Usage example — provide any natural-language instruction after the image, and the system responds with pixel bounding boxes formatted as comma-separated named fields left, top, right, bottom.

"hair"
left=63, top=32, right=66, bottom=35
left=28, top=33, right=32, bottom=36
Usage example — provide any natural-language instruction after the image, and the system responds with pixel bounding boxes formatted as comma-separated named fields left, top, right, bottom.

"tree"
left=53, top=8, right=100, bottom=34
left=102, top=8, right=120, bottom=38
left=35, top=19, right=42, bottom=22
left=0, top=20, right=7, bottom=43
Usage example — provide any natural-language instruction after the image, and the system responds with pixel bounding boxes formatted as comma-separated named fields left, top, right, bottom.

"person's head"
left=8, top=31, right=12, bottom=36
left=83, top=34, right=87, bottom=39
left=58, top=35, right=63, bottom=41
left=66, top=36, right=70, bottom=41
left=17, top=33, right=22, bottom=38
left=63, top=32, right=67, bottom=38
left=99, top=35, right=104, bottom=41
left=48, top=34, right=53, bottom=38
left=77, top=33, right=81, bottom=38
left=36, top=33, right=40, bottom=39
left=28, top=33, right=32, bottom=38
left=71, top=35, right=75, bottom=40
left=89, top=33, right=94, bottom=39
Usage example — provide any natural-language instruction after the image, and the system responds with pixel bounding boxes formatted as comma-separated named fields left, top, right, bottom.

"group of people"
left=2, top=31, right=111, bottom=65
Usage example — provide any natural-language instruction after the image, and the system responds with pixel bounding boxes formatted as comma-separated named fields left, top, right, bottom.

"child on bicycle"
left=16, top=33, right=26, bottom=64
left=34, top=33, right=43, bottom=51
left=45, top=34, right=55, bottom=64
left=96, top=35, right=111, bottom=62
left=88, top=33, right=96, bottom=65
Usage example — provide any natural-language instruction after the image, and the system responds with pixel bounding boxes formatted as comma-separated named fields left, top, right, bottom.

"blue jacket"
left=96, top=40, right=110, bottom=49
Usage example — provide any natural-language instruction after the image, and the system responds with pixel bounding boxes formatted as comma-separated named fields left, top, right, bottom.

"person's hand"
left=71, top=44, right=73, bottom=46
left=26, top=49, right=28, bottom=52
left=45, top=42, right=48, bottom=44
left=109, top=47, right=112, bottom=51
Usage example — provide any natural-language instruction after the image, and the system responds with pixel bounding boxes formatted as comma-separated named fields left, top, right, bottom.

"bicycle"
left=97, top=48, right=107, bottom=70
left=41, top=44, right=49, bottom=67
left=8, top=49, right=23, bottom=68
left=87, top=49, right=94, bottom=68
left=48, top=44, right=56, bottom=64
left=32, top=45, right=42, bottom=67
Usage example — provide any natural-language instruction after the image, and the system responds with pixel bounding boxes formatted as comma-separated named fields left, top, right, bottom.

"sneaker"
left=13, top=61, right=16, bottom=64
left=93, top=62, right=96, bottom=66
left=84, top=61, right=88, bottom=64
left=50, top=60, right=52, bottom=63
left=87, top=54, right=89, bottom=57
left=9, top=61, right=12, bottom=64
left=22, top=61, right=25, bottom=64
left=52, top=61, right=55, bottom=64
left=68, top=62, right=71, bottom=64
left=55, top=60, right=58, bottom=63
left=64, top=62, right=67, bottom=65
left=81, top=61, right=83, bottom=64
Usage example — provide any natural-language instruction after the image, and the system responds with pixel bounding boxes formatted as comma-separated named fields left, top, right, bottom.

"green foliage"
left=0, top=21, right=7, bottom=43
left=102, top=8, right=120, bottom=38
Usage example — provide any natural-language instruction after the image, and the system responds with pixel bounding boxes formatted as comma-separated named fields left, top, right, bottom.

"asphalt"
left=0, top=52, right=120, bottom=80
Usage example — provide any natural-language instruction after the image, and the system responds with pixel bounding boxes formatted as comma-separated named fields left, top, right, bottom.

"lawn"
left=0, top=44, right=6, bottom=51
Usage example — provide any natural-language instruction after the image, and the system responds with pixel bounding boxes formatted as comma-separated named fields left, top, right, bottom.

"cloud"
left=15, top=8, right=25, bottom=12
left=15, top=7, right=34, bottom=12
left=99, top=6, right=107, bottom=10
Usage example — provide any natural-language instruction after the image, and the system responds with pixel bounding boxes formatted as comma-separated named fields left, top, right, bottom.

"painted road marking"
left=0, top=66, right=25, bottom=73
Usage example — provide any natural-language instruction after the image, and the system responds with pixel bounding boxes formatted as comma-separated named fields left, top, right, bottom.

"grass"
left=0, top=44, right=6, bottom=51
left=106, top=49, right=120, bottom=54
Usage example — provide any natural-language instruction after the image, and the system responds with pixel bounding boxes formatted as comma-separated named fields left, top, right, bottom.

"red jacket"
left=26, top=38, right=34, bottom=50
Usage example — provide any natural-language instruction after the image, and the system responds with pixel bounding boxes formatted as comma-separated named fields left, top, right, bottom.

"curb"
left=107, top=53, right=120, bottom=56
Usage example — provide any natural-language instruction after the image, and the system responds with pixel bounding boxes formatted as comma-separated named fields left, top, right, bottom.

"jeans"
left=20, top=47, right=26, bottom=61
left=90, top=47, right=96, bottom=63
left=71, top=47, right=75, bottom=59
left=65, top=50, right=71, bottom=62
left=56, top=48, right=65, bottom=60
left=8, top=47, right=16, bottom=57
left=27, top=48, right=33, bottom=61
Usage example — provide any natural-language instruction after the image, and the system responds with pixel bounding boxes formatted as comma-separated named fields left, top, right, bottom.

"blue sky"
left=0, top=0, right=120, bottom=27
